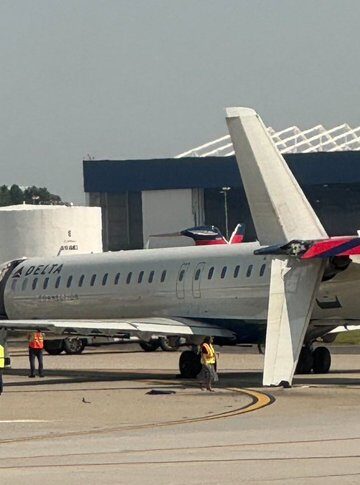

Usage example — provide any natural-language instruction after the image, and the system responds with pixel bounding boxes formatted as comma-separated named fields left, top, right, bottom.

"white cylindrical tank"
left=0, top=205, right=102, bottom=264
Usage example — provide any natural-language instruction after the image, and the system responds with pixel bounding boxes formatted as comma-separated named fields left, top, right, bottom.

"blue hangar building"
left=83, top=151, right=360, bottom=251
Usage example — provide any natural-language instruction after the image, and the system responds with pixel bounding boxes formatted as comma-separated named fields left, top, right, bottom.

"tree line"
left=0, top=185, right=62, bottom=206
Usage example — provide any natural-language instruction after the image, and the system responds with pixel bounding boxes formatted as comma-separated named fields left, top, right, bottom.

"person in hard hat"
left=28, top=329, right=45, bottom=378
left=199, top=336, right=218, bottom=392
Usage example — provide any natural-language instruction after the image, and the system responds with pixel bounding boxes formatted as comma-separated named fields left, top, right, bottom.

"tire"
left=139, top=339, right=161, bottom=352
left=63, top=338, right=86, bottom=355
left=312, top=346, right=331, bottom=374
left=159, top=336, right=180, bottom=352
left=179, top=350, right=202, bottom=378
left=44, top=339, right=64, bottom=355
left=295, top=347, right=314, bottom=374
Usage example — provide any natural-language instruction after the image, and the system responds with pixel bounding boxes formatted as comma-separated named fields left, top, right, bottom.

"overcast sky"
left=0, top=0, right=358, bottom=203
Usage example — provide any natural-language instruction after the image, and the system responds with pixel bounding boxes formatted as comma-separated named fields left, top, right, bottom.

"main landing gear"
left=295, top=346, right=331, bottom=375
left=179, top=350, right=202, bottom=378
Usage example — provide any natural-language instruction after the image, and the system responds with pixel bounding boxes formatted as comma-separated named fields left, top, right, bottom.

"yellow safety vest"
left=0, top=345, right=5, bottom=369
left=201, top=343, right=216, bottom=365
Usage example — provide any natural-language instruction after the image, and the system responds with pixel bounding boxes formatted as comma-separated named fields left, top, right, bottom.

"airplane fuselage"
left=4, top=244, right=360, bottom=338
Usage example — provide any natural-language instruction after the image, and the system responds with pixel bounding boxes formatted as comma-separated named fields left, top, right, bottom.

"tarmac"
left=0, top=343, right=360, bottom=484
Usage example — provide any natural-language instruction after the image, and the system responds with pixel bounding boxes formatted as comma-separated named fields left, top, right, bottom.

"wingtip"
left=225, top=107, right=257, bottom=118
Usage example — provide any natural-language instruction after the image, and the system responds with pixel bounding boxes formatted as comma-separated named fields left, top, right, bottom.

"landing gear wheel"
left=44, top=340, right=64, bottom=355
left=63, top=338, right=86, bottom=355
left=312, top=346, right=331, bottom=374
left=295, top=347, right=314, bottom=374
left=159, top=336, right=180, bottom=352
left=179, top=350, right=202, bottom=378
left=139, top=339, right=160, bottom=352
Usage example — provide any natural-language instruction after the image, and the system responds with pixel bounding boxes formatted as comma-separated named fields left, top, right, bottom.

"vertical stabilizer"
left=226, top=108, right=328, bottom=245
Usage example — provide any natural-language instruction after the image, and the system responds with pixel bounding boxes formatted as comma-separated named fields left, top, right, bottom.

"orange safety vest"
left=201, top=343, right=216, bottom=365
left=28, top=332, right=44, bottom=350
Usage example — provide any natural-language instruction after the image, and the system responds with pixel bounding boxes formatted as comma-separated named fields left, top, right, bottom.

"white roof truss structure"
left=175, top=123, right=360, bottom=158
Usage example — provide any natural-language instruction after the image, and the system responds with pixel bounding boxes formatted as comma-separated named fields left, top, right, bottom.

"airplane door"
left=176, top=263, right=190, bottom=299
left=192, top=262, right=205, bottom=298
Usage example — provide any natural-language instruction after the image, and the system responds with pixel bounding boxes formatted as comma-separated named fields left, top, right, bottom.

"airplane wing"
left=0, top=317, right=236, bottom=340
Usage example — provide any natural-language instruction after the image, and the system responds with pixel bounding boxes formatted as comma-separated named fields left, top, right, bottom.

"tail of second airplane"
left=226, top=107, right=328, bottom=246
left=229, top=223, right=246, bottom=244
left=226, top=107, right=329, bottom=387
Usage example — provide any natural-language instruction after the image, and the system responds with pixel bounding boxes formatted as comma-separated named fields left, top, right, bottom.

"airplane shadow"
left=3, top=368, right=359, bottom=390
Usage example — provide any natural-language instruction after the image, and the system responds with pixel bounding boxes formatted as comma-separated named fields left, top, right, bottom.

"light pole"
left=220, top=187, right=231, bottom=240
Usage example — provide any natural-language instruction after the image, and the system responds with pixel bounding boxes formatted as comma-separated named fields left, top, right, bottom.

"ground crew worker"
left=28, top=329, right=45, bottom=378
left=0, top=328, right=8, bottom=395
left=0, top=339, right=4, bottom=395
left=198, top=336, right=218, bottom=392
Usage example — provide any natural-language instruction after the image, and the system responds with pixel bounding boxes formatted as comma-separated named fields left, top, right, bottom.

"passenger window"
left=102, top=273, right=108, bottom=286
left=246, top=265, right=253, bottom=277
left=126, top=272, right=132, bottom=284
left=260, top=264, right=266, bottom=277
left=90, top=274, right=96, bottom=286
left=67, top=276, right=73, bottom=288
left=22, top=278, right=28, bottom=291
left=79, top=275, right=85, bottom=287
left=43, top=277, right=49, bottom=290
left=32, top=278, right=38, bottom=290
left=233, top=265, right=240, bottom=278
left=138, top=271, right=144, bottom=283
left=194, top=269, right=201, bottom=281
left=178, top=270, right=185, bottom=282
left=160, top=270, right=167, bottom=283
left=208, top=267, right=214, bottom=280
left=148, top=270, right=155, bottom=283
left=114, top=273, right=120, bottom=285
left=55, top=276, right=61, bottom=289
left=11, top=279, right=17, bottom=291
left=221, top=266, right=227, bottom=279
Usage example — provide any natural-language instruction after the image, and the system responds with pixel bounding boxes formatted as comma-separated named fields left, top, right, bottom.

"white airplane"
left=1, top=107, right=360, bottom=387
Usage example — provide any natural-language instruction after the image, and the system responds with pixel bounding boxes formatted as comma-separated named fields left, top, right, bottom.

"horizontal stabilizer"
left=180, top=226, right=227, bottom=245
left=255, top=236, right=360, bottom=259
left=226, top=107, right=328, bottom=245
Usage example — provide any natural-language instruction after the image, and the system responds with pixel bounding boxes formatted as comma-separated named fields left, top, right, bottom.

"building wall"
left=84, top=152, right=360, bottom=249
left=142, top=189, right=201, bottom=246
left=89, top=192, right=143, bottom=251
